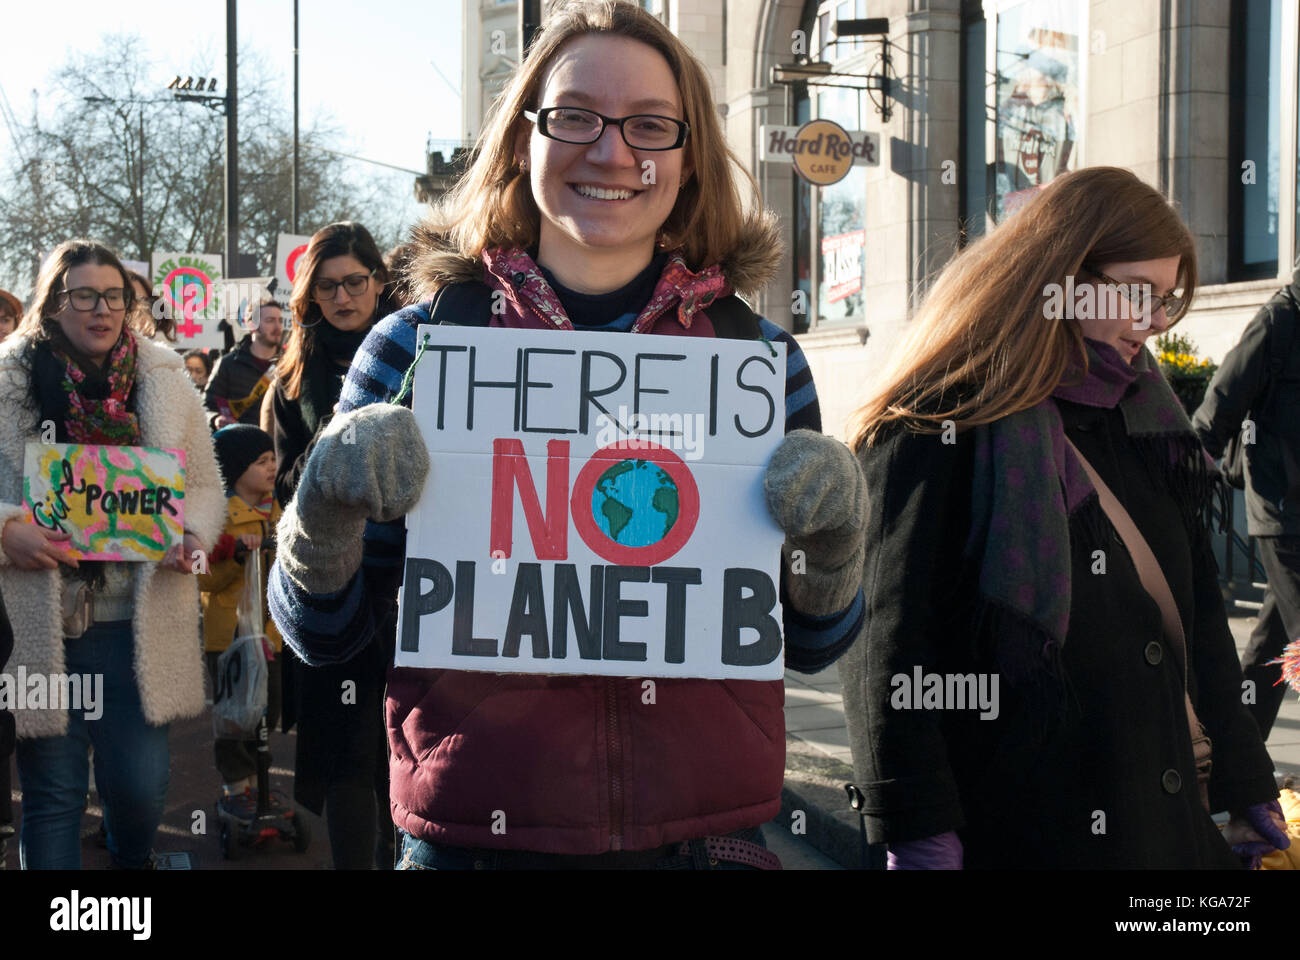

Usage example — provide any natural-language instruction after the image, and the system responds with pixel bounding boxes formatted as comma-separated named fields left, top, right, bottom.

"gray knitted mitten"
left=763, top=428, right=867, bottom=617
left=277, top=404, right=430, bottom=595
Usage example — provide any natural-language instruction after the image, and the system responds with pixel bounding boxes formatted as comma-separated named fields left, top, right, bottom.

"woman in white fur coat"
left=0, top=240, right=225, bottom=869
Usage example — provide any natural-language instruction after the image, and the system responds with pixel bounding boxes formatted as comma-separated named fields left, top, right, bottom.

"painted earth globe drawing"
left=590, top=458, right=680, bottom=547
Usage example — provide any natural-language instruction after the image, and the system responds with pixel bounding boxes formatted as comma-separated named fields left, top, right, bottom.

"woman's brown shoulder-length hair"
left=410, top=0, right=770, bottom=299
left=278, top=221, right=392, bottom=400
left=849, top=165, right=1198, bottom=451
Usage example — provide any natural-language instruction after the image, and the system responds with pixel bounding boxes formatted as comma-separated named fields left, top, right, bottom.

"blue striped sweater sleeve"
left=269, top=305, right=429, bottom=666
left=760, top=316, right=865, bottom=674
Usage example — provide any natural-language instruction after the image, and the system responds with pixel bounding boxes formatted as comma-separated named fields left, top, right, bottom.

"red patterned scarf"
left=50, top=329, right=142, bottom=446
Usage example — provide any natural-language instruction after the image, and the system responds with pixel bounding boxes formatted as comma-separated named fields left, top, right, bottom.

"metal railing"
left=1213, top=491, right=1268, bottom=612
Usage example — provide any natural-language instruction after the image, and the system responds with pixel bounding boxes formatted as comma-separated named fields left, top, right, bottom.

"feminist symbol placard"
left=150, top=252, right=225, bottom=348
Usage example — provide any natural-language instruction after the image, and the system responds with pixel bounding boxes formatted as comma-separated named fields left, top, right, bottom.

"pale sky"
left=0, top=0, right=464, bottom=243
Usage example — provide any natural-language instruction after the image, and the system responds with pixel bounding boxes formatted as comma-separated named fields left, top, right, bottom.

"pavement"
left=3, top=612, right=1297, bottom=871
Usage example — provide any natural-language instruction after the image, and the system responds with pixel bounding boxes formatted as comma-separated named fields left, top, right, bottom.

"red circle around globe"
left=570, top=440, right=700, bottom=566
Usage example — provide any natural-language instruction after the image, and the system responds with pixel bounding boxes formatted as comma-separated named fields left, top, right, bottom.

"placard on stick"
left=23, top=443, right=186, bottom=561
left=398, top=325, right=788, bottom=680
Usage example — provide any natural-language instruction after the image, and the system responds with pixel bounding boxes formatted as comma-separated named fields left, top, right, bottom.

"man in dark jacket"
left=205, top=298, right=283, bottom=430
left=1193, top=266, right=1300, bottom=738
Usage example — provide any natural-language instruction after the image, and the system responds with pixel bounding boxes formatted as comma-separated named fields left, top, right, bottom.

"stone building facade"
left=456, top=0, right=1297, bottom=441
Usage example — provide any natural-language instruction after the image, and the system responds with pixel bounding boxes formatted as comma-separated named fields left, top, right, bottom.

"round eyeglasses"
left=523, top=107, right=689, bottom=151
left=310, top=270, right=378, bottom=302
left=1083, top=265, right=1187, bottom=322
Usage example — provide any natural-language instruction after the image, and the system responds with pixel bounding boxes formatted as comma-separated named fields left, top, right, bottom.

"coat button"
left=1162, top=769, right=1182, bottom=794
left=1144, top=641, right=1163, bottom=665
left=512, top=272, right=526, bottom=284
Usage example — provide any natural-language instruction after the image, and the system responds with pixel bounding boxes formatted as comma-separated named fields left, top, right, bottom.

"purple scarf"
left=966, top=338, right=1219, bottom=695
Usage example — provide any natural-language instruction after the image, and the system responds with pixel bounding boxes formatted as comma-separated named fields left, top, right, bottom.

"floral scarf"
left=48, top=329, right=142, bottom=446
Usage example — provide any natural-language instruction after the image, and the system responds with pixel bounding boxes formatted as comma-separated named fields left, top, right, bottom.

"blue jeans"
left=16, top=620, right=170, bottom=869
left=395, top=826, right=770, bottom=870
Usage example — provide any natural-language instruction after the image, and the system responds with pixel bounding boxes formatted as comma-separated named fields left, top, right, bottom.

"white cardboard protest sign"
left=275, top=233, right=312, bottom=309
left=217, top=277, right=275, bottom=336
left=397, top=325, right=788, bottom=680
left=150, top=252, right=225, bottom=350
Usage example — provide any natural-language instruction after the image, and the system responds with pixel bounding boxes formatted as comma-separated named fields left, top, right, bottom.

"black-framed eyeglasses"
left=59, top=287, right=131, bottom=312
left=523, top=107, right=689, bottom=151
left=1082, top=265, right=1187, bottom=322
left=310, top=270, right=378, bottom=302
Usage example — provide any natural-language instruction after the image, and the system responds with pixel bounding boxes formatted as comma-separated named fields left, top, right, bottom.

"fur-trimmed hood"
left=405, top=208, right=785, bottom=303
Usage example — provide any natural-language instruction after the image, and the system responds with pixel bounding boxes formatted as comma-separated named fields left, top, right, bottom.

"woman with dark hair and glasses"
left=0, top=239, right=224, bottom=869
left=272, top=222, right=395, bottom=509
left=270, top=220, right=398, bottom=869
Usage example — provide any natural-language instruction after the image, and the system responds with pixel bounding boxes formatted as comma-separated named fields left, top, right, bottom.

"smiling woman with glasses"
left=523, top=106, right=689, bottom=150
left=0, top=238, right=225, bottom=869
left=267, top=0, right=869, bottom=873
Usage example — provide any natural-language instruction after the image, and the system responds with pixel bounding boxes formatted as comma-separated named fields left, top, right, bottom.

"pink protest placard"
left=23, top=443, right=186, bottom=561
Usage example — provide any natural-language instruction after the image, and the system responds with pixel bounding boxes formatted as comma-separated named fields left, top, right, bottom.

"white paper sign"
left=275, top=233, right=312, bottom=308
left=150, top=252, right=225, bottom=350
left=397, top=325, right=788, bottom=680
left=216, top=277, right=275, bottom=336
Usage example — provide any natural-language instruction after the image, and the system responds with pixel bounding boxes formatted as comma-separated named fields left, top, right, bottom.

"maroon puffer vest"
left=386, top=247, right=786, bottom=853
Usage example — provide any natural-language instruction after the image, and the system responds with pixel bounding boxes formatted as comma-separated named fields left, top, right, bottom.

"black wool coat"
left=839, top=399, right=1278, bottom=869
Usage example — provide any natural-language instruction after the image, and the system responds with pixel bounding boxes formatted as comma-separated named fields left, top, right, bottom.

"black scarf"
left=298, top=321, right=371, bottom=437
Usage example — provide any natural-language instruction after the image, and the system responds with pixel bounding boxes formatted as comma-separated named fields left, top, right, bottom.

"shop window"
left=1230, top=0, right=1282, bottom=280
left=989, top=0, right=1082, bottom=222
left=815, top=86, right=866, bottom=326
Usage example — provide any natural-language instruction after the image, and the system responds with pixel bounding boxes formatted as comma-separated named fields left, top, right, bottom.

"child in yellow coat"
left=200, top=425, right=281, bottom=817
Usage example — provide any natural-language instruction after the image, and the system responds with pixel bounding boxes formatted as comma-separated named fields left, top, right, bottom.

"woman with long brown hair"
left=0, top=240, right=224, bottom=868
left=268, top=0, right=867, bottom=869
left=270, top=220, right=397, bottom=869
left=841, top=166, right=1287, bottom=869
